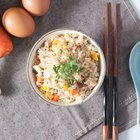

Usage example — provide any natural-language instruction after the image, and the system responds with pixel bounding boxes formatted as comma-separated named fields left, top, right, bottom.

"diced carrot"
left=35, top=54, right=40, bottom=61
left=37, top=76, right=44, bottom=83
left=0, top=27, right=13, bottom=58
left=69, top=89, right=77, bottom=95
left=53, top=94, right=60, bottom=101
left=45, top=92, right=54, bottom=100
left=77, top=82, right=82, bottom=88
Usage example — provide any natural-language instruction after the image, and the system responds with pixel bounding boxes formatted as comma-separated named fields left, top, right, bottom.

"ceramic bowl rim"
left=26, top=28, right=106, bottom=106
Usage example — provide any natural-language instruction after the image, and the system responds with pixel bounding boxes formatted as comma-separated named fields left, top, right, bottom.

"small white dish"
left=26, top=29, right=106, bottom=106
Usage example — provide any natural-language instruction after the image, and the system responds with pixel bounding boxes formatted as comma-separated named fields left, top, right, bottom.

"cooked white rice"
left=33, top=33, right=100, bottom=103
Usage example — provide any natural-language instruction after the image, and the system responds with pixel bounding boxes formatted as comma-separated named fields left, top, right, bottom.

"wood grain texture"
left=103, top=125, right=109, bottom=140
left=112, top=126, right=118, bottom=140
left=104, top=1, right=109, bottom=77
left=103, top=2, right=109, bottom=140
left=112, top=1, right=118, bottom=140
left=113, top=0, right=118, bottom=78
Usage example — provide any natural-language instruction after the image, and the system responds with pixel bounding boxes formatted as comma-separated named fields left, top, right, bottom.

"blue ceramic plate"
left=119, top=41, right=140, bottom=140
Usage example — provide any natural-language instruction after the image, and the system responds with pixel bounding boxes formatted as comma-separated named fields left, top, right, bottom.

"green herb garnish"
left=82, top=79, right=85, bottom=84
left=53, top=65, right=59, bottom=74
left=33, top=69, right=37, bottom=74
left=60, top=49, right=63, bottom=54
left=54, top=79, right=58, bottom=83
left=67, top=79, right=77, bottom=85
left=87, top=40, right=91, bottom=44
left=53, top=56, right=82, bottom=85
left=54, top=89, right=58, bottom=93
left=68, top=55, right=73, bottom=61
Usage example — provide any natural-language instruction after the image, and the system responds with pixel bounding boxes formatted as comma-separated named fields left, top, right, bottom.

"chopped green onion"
left=60, top=49, right=63, bottom=54
left=33, top=69, right=37, bottom=74
left=54, top=89, right=58, bottom=93
left=87, top=40, right=91, bottom=44
left=52, top=56, right=82, bottom=86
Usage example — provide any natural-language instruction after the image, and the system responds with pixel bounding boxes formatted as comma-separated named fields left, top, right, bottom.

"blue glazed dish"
left=119, top=41, right=140, bottom=140
left=129, top=41, right=140, bottom=125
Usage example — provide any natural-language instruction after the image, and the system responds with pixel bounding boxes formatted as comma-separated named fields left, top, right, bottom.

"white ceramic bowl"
left=27, top=29, right=106, bottom=106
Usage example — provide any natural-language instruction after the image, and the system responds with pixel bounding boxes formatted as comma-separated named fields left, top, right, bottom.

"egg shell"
left=2, top=7, right=35, bottom=38
left=22, top=0, right=50, bottom=16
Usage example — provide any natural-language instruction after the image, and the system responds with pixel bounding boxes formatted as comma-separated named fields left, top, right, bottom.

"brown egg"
left=22, top=0, right=50, bottom=16
left=2, top=7, right=35, bottom=38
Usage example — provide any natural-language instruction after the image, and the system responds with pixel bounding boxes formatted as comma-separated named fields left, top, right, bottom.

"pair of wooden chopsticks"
left=103, top=0, right=118, bottom=140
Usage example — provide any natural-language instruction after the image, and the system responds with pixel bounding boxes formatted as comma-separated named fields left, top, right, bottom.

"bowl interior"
left=27, top=29, right=105, bottom=106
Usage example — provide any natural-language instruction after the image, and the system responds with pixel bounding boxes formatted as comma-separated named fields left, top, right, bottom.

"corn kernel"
left=37, top=77, right=44, bottom=83
left=53, top=40, right=60, bottom=45
left=45, top=92, right=53, bottom=100
left=63, top=84, right=69, bottom=90
left=51, top=47, right=56, bottom=52
left=40, top=87, right=45, bottom=94
left=63, top=45, right=68, bottom=49
left=41, top=85, right=49, bottom=91
left=91, top=51, right=98, bottom=61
